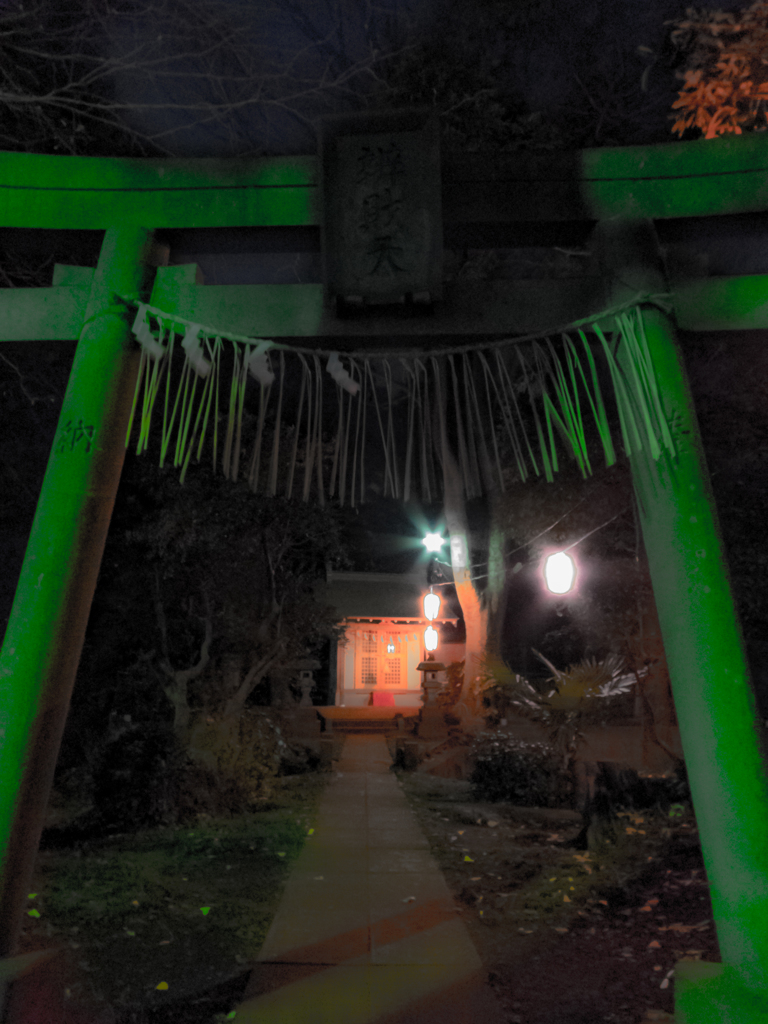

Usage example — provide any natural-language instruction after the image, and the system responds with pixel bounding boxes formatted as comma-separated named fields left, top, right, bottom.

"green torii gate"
left=2, top=129, right=768, bottom=1023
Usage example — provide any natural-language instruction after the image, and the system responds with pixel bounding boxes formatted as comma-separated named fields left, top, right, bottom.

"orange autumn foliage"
left=667, top=2, right=768, bottom=138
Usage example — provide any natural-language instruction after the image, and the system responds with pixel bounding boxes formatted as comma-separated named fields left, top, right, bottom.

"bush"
left=599, top=761, right=691, bottom=814
left=185, top=707, right=288, bottom=810
left=90, top=718, right=179, bottom=829
left=469, top=731, right=573, bottom=807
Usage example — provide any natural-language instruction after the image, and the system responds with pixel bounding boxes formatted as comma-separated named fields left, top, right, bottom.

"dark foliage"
left=470, top=732, right=573, bottom=807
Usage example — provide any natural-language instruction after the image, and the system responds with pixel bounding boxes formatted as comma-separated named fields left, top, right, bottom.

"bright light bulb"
left=424, top=626, right=438, bottom=652
left=423, top=592, right=440, bottom=621
left=544, top=552, right=576, bottom=595
left=423, top=533, right=444, bottom=552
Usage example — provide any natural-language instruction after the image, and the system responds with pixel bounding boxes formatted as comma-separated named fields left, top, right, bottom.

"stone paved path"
left=231, top=733, right=507, bottom=1023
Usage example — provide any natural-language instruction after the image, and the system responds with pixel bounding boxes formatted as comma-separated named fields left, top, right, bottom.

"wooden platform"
left=317, top=706, right=420, bottom=734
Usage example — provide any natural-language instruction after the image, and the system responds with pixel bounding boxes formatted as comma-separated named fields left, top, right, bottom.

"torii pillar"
left=0, top=226, right=157, bottom=957
left=592, top=219, right=768, bottom=1023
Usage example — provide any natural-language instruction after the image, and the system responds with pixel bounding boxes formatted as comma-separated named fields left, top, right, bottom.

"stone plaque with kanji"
left=321, top=109, right=443, bottom=309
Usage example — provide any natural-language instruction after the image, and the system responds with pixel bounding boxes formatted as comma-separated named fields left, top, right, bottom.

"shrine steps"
left=317, top=707, right=420, bottom=737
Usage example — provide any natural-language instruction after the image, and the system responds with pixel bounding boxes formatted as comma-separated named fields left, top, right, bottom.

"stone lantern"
left=416, top=653, right=447, bottom=740
left=294, top=659, right=322, bottom=706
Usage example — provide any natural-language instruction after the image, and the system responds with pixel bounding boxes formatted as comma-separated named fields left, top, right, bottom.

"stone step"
left=330, top=720, right=399, bottom=734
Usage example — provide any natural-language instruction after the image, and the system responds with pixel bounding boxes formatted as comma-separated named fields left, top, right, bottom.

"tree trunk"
left=222, top=646, right=283, bottom=719
left=435, top=362, right=487, bottom=727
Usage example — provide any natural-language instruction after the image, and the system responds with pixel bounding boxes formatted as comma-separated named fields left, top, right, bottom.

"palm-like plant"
left=479, top=651, right=636, bottom=770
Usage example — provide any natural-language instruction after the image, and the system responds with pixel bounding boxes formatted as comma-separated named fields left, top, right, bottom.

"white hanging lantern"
left=544, top=551, right=576, bottom=595
left=424, top=625, right=438, bottom=652
left=423, top=590, right=440, bottom=622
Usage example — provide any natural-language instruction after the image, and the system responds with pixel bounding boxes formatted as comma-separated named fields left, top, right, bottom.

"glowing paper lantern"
left=423, top=591, right=440, bottom=621
left=544, top=552, right=576, bottom=594
left=424, top=626, right=438, bottom=652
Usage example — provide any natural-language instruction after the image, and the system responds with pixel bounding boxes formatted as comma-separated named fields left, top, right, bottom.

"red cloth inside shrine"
left=369, top=691, right=395, bottom=706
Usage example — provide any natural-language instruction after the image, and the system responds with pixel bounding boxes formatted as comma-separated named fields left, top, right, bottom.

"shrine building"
left=323, top=570, right=463, bottom=707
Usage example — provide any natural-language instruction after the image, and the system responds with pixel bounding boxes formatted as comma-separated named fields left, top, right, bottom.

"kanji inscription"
left=321, top=110, right=443, bottom=307
left=56, top=418, right=95, bottom=454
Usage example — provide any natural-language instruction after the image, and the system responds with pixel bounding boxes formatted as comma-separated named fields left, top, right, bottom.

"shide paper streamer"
left=119, top=291, right=675, bottom=507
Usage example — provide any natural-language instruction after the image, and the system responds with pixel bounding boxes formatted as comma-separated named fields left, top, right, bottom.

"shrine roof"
left=320, top=570, right=427, bottom=620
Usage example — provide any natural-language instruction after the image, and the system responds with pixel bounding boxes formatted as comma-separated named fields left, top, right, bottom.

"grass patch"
left=22, top=773, right=328, bottom=1017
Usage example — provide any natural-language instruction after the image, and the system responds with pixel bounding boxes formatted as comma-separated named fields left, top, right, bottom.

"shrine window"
left=355, top=629, right=404, bottom=688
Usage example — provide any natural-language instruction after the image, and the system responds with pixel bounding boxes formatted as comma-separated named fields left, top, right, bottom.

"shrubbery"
left=184, top=707, right=290, bottom=810
left=469, top=731, right=573, bottom=807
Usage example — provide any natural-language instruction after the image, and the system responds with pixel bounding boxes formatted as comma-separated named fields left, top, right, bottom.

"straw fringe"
left=123, top=301, right=674, bottom=505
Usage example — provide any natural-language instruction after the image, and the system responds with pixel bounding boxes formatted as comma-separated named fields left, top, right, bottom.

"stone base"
left=283, top=707, right=321, bottom=738
left=395, top=738, right=420, bottom=771
left=675, top=960, right=768, bottom=1024
left=318, top=737, right=334, bottom=771
left=417, top=745, right=469, bottom=779
left=417, top=707, right=449, bottom=740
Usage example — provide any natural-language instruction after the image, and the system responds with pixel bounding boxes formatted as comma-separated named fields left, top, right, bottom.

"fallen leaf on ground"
left=156, top=982, right=168, bottom=990
left=487, top=820, right=498, bottom=827
left=648, top=940, right=661, bottom=949
left=553, top=927, right=568, bottom=933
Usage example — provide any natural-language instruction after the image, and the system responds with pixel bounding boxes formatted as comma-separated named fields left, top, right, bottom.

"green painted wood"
left=4, top=132, right=768, bottom=229
left=0, top=152, right=319, bottom=230
left=0, top=285, right=89, bottom=340
left=143, top=269, right=768, bottom=338
left=593, top=219, right=768, bottom=1015
left=7, top=270, right=768, bottom=342
left=672, top=274, right=768, bottom=331
left=0, top=227, right=156, bottom=957
left=51, top=264, right=94, bottom=288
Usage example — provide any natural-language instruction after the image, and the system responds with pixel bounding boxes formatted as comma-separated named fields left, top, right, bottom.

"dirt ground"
left=395, top=770, right=718, bottom=1024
